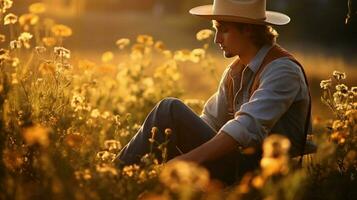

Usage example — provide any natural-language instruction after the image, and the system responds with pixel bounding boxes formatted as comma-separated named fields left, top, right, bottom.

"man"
left=116, top=0, right=311, bottom=184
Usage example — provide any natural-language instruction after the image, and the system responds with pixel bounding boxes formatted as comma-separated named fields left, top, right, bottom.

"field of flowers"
left=1, top=1, right=356, bottom=200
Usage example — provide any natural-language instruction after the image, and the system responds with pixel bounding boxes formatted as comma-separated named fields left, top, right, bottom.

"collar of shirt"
left=246, top=44, right=273, bottom=74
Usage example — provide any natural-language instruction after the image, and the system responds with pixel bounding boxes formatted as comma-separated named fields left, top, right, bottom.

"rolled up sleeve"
left=220, top=59, right=301, bottom=148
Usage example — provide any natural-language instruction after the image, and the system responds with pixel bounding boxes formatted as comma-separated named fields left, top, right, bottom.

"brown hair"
left=235, top=23, right=279, bottom=47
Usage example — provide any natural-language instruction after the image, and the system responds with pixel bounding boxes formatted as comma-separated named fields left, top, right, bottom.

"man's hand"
left=167, top=131, right=239, bottom=165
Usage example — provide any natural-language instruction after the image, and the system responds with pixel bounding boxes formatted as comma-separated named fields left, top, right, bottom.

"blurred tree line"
left=15, top=0, right=356, bottom=50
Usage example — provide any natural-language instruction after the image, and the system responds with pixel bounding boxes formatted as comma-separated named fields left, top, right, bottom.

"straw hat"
left=189, top=0, right=290, bottom=25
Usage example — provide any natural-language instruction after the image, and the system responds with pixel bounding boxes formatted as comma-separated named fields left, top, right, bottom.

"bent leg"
left=116, top=97, right=217, bottom=165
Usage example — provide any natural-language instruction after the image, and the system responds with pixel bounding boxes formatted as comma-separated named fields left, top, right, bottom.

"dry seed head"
left=333, top=70, right=346, bottom=80
left=4, top=13, right=17, bottom=25
left=0, top=0, right=13, bottom=13
left=320, top=79, right=332, bottom=90
left=10, top=40, right=22, bottom=49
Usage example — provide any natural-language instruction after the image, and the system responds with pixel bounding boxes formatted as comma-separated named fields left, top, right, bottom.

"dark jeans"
left=116, top=97, right=260, bottom=185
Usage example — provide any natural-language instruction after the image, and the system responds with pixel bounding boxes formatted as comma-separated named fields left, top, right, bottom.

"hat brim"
left=189, top=5, right=290, bottom=26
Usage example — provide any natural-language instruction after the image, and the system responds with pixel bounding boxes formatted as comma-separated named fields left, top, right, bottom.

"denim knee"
left=158, top=97, right=185, bottom=109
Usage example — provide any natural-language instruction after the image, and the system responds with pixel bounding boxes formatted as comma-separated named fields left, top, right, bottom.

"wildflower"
left=332, top=120, right=344, bottom=130
left=320, top=79, right=332, bottom=89
left=90, top=109, right=100, bottom=118
left=196, top=29, right=214, bottom=41
left=160, top=161, right=210, bottom=191
left=101, top=51, right=114, bottom=63
left=19, top=13, right=39, bottom=28
left=11, top=57, right=19, bottom=67
left=0, top=0, right=13, bottom=13
left=35, top=46, right=46, bottom=54
left=332, top=70, right=346, bottom=80
left=164, top=128, right=172, bottom=136
left=96, top=164, right=118, bottom=176
left=122, top=164, right=140, bottom=177
left=51, top=24, right=73, bottom=37
left=96, top=151, right=116, bottom=162
left=336, top=84, right=348, bottom=93
left=39, top=61, right=55, bottom=75
left=174, top=50, right=191, bottom=62
left=29, top=2, right=46, bottom=14
left=54, top=46, right=71, bottom=59
left=190, top=48, right=206, bottom=63
left=260, top=134, right=290, bottom=177
left=162, top=50, right=172, bottom=58
left=42, top=37, right=56, bottom=47
left=11, top=73, right=18, bottom=84
left=18, top=32, right=33, bottom=49
left=22, top=124, right=50, bottom=147
left=116, top=38, right=130, bottom=49
left=71, top=92, right=85, bottom=111
left=351, top=87, right=357, bottom=96
left=104, top=140, right=122, bottom=152
left=154, top=41, right=165, bottom=52
left=0, top=34, right=5, bottom=42
left=10, top=40, right=22, bottom=49
left=2, top=149, right=23, bottom=171
left=4, top=13, right=17, bottom=25
left=101, top=111, right=111, bottom=119
left=0, top=48, right=10, bottom=63
left=137, top=34, right=154, bottom=46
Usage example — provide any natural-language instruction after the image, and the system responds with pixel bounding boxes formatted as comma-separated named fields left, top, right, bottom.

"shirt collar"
left=246, top=44, right=273, bottom=74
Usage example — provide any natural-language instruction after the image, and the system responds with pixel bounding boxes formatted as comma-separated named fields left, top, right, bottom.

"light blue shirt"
left=200, top=45, right=311, bottom=155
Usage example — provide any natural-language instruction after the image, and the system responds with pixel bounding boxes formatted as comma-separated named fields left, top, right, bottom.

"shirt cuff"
left=220, top=116, right=261, bottom=148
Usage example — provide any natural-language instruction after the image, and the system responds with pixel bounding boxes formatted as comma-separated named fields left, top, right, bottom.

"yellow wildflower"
left=190, top=48, right=206, bottom=63
left=137, top=34, right=154, bottom=46
left=19, top=13, right=39, bottom=27
left=29, top=2, right=46, bottom=14
left=336, top=84, right=348, bottom=93
left=101, top=51, right=114, bottom=63
left=22, top=124, right=50, bottom=147
left=0, top=34, right=5, bottom=42
left=196, top=29, right=214, bottom=41
left=116, top=38, right=130, bottom=49
left=51, top=24, right=73, bottom=37
left=154, top=40, right=165, bottom=52
left=4, top=13, right=17, bottom=25
left=164, top=128, right=172, bottom=136
left=42, top=37, right=56, bottom=47
left=160, top=161, right=210, bottom=191
left=2, top=149, right=23, bottom=171
left=173, top=50, right=191, bottom=62
left=96, top=164, right=118, bottom=176
left=104, top=140, right=122, bottom=152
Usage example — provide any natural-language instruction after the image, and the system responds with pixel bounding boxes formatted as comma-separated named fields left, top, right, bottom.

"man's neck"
left=239, top=44, right=262, bottom=65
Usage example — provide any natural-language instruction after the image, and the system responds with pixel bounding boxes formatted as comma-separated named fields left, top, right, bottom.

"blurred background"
left=6, top=0, right=357, bottom=118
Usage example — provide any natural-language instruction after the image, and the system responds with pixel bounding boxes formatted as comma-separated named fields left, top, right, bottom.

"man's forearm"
left=179, top=131, right=239, bottom=164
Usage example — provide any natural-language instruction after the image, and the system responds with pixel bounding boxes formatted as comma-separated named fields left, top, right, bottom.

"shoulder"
left=259, top=57, right=303, bottom=80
